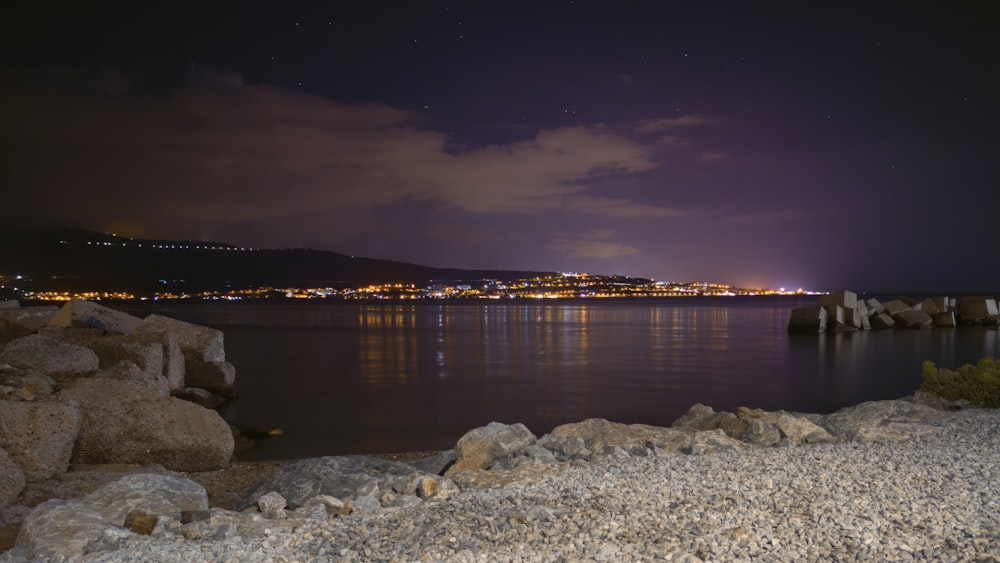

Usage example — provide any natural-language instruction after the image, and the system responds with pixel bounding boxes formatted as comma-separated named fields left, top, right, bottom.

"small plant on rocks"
left=921, top=357, right=1000, bottom=408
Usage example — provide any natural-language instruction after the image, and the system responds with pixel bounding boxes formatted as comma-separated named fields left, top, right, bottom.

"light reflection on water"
left=117, top=298, right=1000, bottom=460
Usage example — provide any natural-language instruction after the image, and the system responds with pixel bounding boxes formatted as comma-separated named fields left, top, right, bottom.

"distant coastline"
left=1, top=228, right=816, bottom=302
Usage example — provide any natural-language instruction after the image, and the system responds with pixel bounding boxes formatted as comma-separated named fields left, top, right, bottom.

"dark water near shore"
left=120, top=297, right=1000, bottom=460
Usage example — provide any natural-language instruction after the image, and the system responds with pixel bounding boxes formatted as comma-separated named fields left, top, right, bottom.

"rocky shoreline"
left=2, top=300, right=998, bottom=561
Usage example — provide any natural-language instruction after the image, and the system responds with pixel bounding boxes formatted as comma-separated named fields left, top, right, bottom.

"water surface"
left=121, top=297, right=1000, bottom=459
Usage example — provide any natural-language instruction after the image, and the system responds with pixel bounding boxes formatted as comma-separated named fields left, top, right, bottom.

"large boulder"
left=0, top=365, right=55, bottom=400
left=742, top=418, right=781, bottom=446
left=671, top=403, right=729, bottom=431
left=133, top=315, right=225, bottom=363
left=684, top=429, right=746, bottom=455
left=870, top=312, right=896, bottom=329
left=892, top=309, right=933, bottom=329
left=0, top=306, right=58, bottom=344
left=450, top=421, right=540, bottom=471
left=918, top=298, right=940, bottom=316
left=127, top=331, right=185, bottom=390
left=81, top=473, right=209, bottom=526
left=787, top=306, right=827, bottom=333
left=15, top=474, right=208, bottom=560
left=674, top=405, right=833, bottom=447
left=958, top=296, right=999, bottom=321
left=0, top=399, right=82, bottom=481
left=91, top=360, right=170, bottom=397
left=775, top=413, right=834, bottom=444
left=40, top=328, right=168, bottom=386
left=131, top=315, right=232, bottom=392
left=0, top=334, right=99, bottom=375
left=239, top=456, right=456, bottom=511
left=408, top=450, right=457, bottom=476
left=933, top=311, right=957, bottom=327
left=85, top=337, right=165, bottom=383
left=62, top=377, right=233, bottom=471
left=0, top=447, right=25, bottom=510
left=48, top=299, right=143, bottom=334
left=819, top=290, right=858, bottom=311
left=930, top=296, right=950, bottom=312
left=865, top=298, right=885, bottom=314
left=882, top=300, right=914, bottom=316
left=15, top=499, right=123, bottom=560
left=818, top=400, right=948, bottom=442
left=184, top=358, right=237, bottom=398
left=540, top=418, right=691, bottom=460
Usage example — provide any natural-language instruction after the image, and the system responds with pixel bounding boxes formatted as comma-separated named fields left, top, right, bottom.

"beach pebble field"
left=23, top=408, right=996, bottom=563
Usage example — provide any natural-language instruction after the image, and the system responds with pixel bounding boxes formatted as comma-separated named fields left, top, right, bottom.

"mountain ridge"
left=0, top=228, right=554, bottom=295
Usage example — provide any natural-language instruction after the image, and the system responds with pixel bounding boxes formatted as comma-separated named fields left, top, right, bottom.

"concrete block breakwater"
left=788, top=289, right=1000, bottom=332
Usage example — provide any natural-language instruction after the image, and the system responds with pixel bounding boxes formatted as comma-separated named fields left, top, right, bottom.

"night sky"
left=2, top=2, right=998, bottom=293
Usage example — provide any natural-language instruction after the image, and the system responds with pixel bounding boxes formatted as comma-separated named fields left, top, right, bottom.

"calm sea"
left=119, top=297, right=1000, bottom=460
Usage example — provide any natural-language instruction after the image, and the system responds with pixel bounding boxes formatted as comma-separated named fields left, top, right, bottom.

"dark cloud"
left=0, top=69, right=713, bottom=236
left=547, top=230, right=640, bottom=259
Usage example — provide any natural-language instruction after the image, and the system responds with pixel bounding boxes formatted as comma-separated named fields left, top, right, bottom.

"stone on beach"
left=15, top=474, right=209, bottom=560
left=238, top=456, right=457, bottom=511
left=775, top=413, right=833, bottom=444
left=540, top=418, right=691, bottom=459
left=450, top=421, right=542, bottom=471
left=671, top=403, right=730, bottom=431
left=671, top=404, right=832, bottom=446
left=80, top=473, right=209, bottom=527
left=818, top=399, right=948, bottom=442
left=408, top=450, right=457, bottom=475
left=684, top=428, right=745, bottom=454
left=14, top=499, right=120, bottom=560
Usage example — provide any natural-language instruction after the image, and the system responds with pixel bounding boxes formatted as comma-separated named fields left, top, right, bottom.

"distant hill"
left=0, top=228, right=553, bottom=295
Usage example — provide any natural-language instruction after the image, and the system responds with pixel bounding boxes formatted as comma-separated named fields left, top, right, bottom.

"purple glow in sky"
left=1, top=2, right=998, bottom=292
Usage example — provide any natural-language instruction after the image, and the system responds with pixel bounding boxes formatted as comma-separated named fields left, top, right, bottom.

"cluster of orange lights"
left=10, top=273, right=812, bottom=302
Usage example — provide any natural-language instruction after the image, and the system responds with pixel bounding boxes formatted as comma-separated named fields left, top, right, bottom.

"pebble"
left=5, top=410, right=1000, bottom=562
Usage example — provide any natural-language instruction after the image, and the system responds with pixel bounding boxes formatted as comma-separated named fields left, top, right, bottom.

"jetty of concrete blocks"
left=788, top=290, right=998, bottom=333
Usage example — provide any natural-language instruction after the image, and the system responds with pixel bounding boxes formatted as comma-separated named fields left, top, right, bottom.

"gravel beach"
left=20, top=408, right=995, bottom=563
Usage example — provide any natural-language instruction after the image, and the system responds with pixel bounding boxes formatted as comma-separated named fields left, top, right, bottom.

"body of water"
left=120, top=297, right=1000, bottom=460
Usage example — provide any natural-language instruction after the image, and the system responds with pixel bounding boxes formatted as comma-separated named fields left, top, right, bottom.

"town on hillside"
left=6, top=273, right=811, bottom=302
